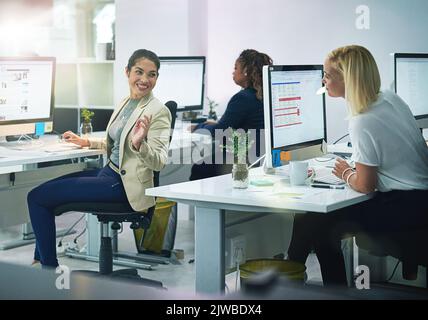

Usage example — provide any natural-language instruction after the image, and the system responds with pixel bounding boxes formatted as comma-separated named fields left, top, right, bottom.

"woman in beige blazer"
left=28, top=49, right=172, bottom=268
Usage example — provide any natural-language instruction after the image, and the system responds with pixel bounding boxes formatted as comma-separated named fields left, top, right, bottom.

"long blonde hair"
left=327, top=45, right=381, bottom=115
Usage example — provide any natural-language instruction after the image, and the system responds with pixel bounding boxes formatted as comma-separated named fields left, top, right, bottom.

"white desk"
left=146, top=165, right=373, bottom=294
left=0, top=135, right=105, bottom=248
left=0, top=142, right=103, bottom=168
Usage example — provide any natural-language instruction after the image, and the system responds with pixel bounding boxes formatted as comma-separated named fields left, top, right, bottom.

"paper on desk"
left=270, top=188, right=323, bottom=200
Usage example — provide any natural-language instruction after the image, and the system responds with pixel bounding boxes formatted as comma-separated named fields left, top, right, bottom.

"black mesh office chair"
left=53, top=101, right=177, bottom=286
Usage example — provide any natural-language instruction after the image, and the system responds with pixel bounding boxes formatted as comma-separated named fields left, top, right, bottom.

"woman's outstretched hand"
left=131, top=115, right=152, bottom=150
left=62, top=131, right=90, bottom=147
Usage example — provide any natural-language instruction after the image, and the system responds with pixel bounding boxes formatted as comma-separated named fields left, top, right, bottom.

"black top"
left=195, top=87, right=264, bottom=134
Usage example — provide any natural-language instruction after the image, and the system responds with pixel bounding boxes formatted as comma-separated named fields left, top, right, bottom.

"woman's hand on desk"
left=332, top=158, right=352, bottom=181
left=333, top=158, right=377, bottom=194
left=62, top=131, right=90, bottom=147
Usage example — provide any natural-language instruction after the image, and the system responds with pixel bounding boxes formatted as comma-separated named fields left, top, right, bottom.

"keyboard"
left=42, top=143, right=81, bottom=153
left=313, top=167, right=345, bottom=185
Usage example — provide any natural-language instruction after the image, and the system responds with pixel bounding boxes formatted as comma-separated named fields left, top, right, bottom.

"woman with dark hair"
left=28, top=49, right=172, bottom=268
left=190, top=49, right=273, bottom=180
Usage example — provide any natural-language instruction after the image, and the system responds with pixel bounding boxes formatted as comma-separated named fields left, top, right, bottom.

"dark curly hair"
left=127, top=49, right=160, bottom=72
left=237, top=49, right=273, bottom=100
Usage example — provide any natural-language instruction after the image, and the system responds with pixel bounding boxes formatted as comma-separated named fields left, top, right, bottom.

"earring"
left=244, top=73, right=247, bottom=76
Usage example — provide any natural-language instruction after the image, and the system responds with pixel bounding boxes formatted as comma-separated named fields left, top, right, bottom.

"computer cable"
left=332, top=133, right=350, bottom=145
left=57, top=214, right=85, bottom=249
left=248, top=154, right=265, bottom=169
left=386, top=260, right=401, bottom=282
left=73, top=226, right=87, bottom=243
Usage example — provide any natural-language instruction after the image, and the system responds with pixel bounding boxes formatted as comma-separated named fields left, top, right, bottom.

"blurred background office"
left=1, top=0, right=427, bottom=140
left=0, top=0, right=428, bottom=293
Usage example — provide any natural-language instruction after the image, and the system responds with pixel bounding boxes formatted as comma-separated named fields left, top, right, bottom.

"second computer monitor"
left=153, top=56, right=205, bottom=112
left=263, top=65, right=326, bottom=168
left=394, top=53, right=428, bottom=129
left=0, top=57, right=55, bottom=126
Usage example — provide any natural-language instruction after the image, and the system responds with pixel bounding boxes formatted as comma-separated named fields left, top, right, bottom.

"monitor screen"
left=86, top=108, right=114, bottom=132
left=53, top=107, right=78, bottom=134
left=263, top=65, right=326, bottom=168
left=0, top=57, right=55, bottom=125
left=394, top=53, right=428, bottom=128
left=153, top=56, right=205, bottom=111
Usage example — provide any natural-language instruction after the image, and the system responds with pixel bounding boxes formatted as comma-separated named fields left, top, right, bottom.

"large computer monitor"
left=263, top=65, right=327, bottom=169
left=153, top=56, right=205, bottom=112
left=0, top=57, right=55, bottom=136
left=394, top=53, right=428, bottom=129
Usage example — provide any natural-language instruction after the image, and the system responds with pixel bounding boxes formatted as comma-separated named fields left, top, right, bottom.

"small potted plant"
left=207, top=97, right=218, bottom=121
left=80, top=108, right=94, bottom=137
left=222, top=129, right=254, bottom=189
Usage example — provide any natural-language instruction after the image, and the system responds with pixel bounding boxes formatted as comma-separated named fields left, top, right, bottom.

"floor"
left=0, top=211, right=323, bottom=296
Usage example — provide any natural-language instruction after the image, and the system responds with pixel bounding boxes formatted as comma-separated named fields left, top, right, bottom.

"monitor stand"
left=2, top=134, right=41, bottom=150
left=6, top=134, right=34, bottom=142
left=263, top=142, right=327, bottom=175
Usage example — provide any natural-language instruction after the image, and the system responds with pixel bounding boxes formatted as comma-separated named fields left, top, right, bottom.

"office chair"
left=53, top=101, right=178, bottom=285
left=355, top=229, right=428, bottom=285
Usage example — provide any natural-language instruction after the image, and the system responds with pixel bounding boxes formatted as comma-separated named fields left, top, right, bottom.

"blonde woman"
left=287, top=45, right=428, bottom=286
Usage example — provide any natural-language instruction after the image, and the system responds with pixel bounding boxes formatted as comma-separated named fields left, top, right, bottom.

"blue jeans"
left=28, top=165, right=130, bottom=267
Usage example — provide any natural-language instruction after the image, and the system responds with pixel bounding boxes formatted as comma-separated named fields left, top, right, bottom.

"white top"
left=349, top=90, right=428, bottom=192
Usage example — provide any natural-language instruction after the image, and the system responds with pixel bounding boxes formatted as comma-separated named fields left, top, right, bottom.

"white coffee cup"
left=95, top=43, right=107, bottom=61
left=289, top=161, right=309, bottom=186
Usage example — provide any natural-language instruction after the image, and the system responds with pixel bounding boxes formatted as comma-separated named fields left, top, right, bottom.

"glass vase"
left=232, top=163, right=249, bottom=189
left=80, top=121, right=93, bottom=138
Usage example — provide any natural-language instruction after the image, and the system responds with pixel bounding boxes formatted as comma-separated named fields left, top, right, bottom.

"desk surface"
left=0, top=128, right=209, bottom=168
left=146, top=166, right=372, bottom=213
left=0, top=135, right=104, bottom=168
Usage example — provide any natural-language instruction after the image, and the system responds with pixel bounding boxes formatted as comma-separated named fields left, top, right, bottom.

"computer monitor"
left=53, top=107, right=78, bottom=134
left=86, top=108, right=114, bottom=132
left=153, top=56, right=205, bottom=112
left=0, top=57, right=55, bottom=133
left=394, top=53, right=428, bottom=129
left=263, top=65, right=327, bottom=169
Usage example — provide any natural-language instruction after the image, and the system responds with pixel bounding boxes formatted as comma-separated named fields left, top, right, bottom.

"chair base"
left=115, top=251, right=171, bottom=265
left=66, top=250, right=155, bottom=270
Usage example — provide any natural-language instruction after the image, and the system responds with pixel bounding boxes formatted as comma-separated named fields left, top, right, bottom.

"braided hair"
left=237, top=49, right=273, bottom=100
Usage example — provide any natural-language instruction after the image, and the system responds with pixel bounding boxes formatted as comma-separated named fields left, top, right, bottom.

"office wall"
left=115, top=0, right=189, bottom=104
left=115, top=0, right=208, bottom=105
left=205, top=0, right=428, bottom=142
left=116, top=0, right=428, bottom=140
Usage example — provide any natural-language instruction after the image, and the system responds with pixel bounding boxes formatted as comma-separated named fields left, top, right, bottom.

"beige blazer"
left=88, top=92, right=172, bottom=212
